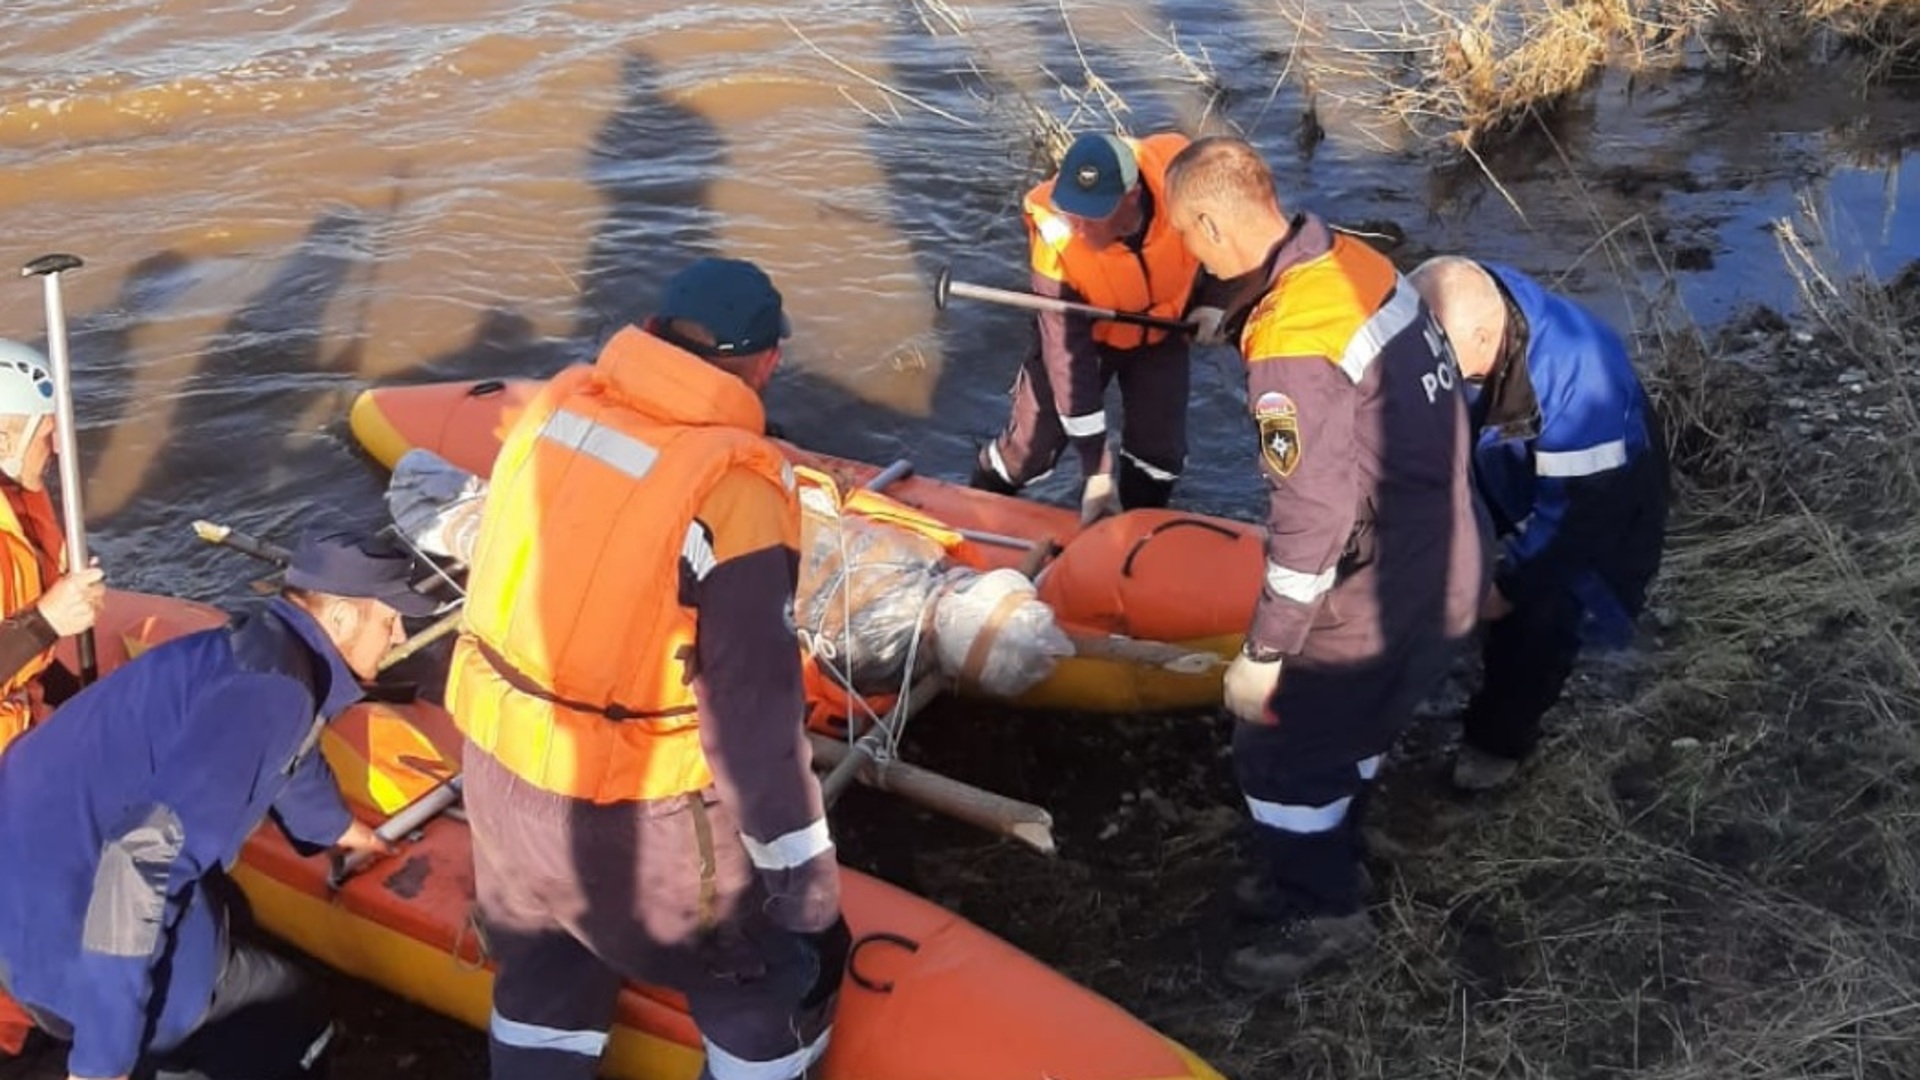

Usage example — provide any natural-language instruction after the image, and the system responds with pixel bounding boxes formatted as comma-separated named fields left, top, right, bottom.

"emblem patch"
left=1253, top=391, right=1295, bottom=419
left=1258, top=395, right=1302, bottom=478
left=1075, top=164, right=1102, bottom=189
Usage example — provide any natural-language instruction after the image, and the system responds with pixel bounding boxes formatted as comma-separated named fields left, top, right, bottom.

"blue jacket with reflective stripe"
left=0, top=599, right=358, bottom=1078
left=1470, top=264, right=1668, bottom=642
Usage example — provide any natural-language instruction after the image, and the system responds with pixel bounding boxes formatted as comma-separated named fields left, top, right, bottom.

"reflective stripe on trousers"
left=703, top=1027, right=833, bottom=1080
left=1243, top=754, right=1383, bottom=834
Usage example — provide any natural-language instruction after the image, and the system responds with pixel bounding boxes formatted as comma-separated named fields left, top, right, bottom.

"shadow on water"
left=130, top=212, right=373, bottom=508
left=66, top=249, right=200, bottom=470
left=571, top=51, right=729, bottom=344
left=56, top=214, right=399, bottom=597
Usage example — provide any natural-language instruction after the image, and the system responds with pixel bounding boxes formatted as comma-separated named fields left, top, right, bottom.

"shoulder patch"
left=1253, top=391, right=1295, bottom=419
left=1260, top=409, right=1302, bottom=478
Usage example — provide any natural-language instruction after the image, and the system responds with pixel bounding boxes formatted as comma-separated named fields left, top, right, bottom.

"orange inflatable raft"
left=349, top=379, right=1267, bottom=715
left=65, top=590, right=1225, bottom=1080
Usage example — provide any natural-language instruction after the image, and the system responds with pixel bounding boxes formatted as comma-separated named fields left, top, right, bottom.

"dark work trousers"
left=141, top=942, right=334, bottom=1080
left=1460, top=585, right=1587, bottom=761
left=977, top=336, right=1190, bottom=509
left=1233, top=631, right=1464, bottom=917
left=1466, top=437, right=1670, bottom=761
left=464, top=746, right=834, bottom=1080
left=12, top=875, right=333, bottom=1080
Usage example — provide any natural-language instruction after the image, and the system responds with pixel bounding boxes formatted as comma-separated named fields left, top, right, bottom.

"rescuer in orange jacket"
left=448, top=258, right=848, bottom=1080
left=0, top=340, right=105, bottom=772
left=1165, top=137, right=1489, bottom=992
left=970, top=131, right=1202, bottom=524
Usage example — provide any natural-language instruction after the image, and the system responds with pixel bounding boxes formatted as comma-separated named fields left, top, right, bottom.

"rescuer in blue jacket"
left=0, top=529, right=436, bottom=1080
left=1411, top=258, right=1669, bottom=791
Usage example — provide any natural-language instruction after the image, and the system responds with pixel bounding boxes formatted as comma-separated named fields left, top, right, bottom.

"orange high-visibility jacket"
left=0, top=487, right=63, bottom=758
left=447, top=328, right=797, bottom=804
left=1024, top=132, right=1200, bottom=350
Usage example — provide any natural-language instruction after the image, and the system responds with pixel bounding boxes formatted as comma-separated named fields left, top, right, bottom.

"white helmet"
left=0, top=341, right=55, bottom=419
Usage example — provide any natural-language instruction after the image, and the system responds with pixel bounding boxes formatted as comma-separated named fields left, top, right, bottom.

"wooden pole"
left=1063, top=631, right=1229, bottom=674
left=809, top=731, right=1056, bottom=855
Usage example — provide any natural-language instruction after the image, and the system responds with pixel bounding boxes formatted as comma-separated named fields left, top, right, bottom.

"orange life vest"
left=1024, top=132, right=1200, bottom=351
left=447, top=328, right=797, bottom=804
left=0, top=989, right=31, bottom=1055
left=0, top=486, right=64, bottom=758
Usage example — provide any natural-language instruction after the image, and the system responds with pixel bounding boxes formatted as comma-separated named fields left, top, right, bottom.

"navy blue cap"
left=657, top=258, right=792, bottom=357
left=1051, top=134, right=1139, bottom=220
left=285, top=529, right=440, bottom=617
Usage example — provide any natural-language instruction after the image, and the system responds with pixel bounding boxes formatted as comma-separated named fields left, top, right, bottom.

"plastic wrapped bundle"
left=796, top=487, right=1072, bottom=699
left=795, top=487, right=949, bottom=695
left=932, top=568, right=1074, bottom=699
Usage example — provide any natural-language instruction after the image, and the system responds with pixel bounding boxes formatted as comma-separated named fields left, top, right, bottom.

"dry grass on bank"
left=1290, top=0, right=1920, bottom=156
left=1367, top=249, right=1920, bottom=1078
left=1290, top=246, right=1920, bottom=1077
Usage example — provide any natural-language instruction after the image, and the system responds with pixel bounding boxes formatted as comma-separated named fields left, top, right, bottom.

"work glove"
left=1188, top=305, right=1228, bottom=346
left=1222, top=649, right=1283, bottom=724
left=38, top=561, right=105, bottom=637
left=1079, top=472, right=1119, bottom=526
left=798, top=915, right=853, bottom=1011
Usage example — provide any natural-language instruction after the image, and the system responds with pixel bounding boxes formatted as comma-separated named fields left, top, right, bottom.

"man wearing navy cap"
left=971, top=130, right=1202, bottom=524
left=449, top=257, right=849, bottom=1080
left=0, top=528, right=431, bottom=1080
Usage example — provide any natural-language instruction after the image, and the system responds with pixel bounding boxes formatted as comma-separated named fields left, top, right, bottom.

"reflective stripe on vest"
left=1240, top=231, right=1416, bottom=387
left=1337, top=282, right=1423, bottom=385
left=538, top=408, right=659, bottom=479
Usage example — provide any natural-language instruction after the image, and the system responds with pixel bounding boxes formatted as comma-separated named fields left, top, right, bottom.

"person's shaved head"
left=1164, top=136, right=1286, bottom=220
left=1163, top=136, right=1293, bottom=280
left=1409, top=256, right=1508, bottom=379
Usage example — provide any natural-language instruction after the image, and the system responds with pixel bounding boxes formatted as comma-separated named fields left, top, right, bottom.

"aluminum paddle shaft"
left=21, top=254, right=95, bottom=683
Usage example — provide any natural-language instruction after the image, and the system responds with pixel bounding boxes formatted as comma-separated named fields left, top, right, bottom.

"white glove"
left=1222, top=651, right=1283, bottom=723
left=1079, top=472, right=1119, bottom=526
left=1188, top=306, right=1228, bottom=346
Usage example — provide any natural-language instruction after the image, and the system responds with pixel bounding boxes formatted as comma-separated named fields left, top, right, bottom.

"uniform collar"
left=1208, top=213, right=1329, bottom=345
left=1474, top=272, right=1539, bottom=438
left=1262, top=212, right=1333, bottom=286
left=266, top=597, right=367, bottom=718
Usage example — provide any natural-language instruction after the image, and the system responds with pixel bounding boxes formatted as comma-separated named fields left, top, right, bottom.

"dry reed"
left=1290, top=0, right=1920, bottom=158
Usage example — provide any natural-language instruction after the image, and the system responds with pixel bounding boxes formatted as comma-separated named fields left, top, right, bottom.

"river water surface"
left=1, top=0, right=1915, bottom=600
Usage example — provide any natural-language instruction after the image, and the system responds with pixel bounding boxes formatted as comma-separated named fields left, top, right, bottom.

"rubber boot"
left=968, top=459, right=1020, bottom=497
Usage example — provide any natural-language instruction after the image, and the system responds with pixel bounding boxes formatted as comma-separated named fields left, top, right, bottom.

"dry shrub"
left=1316, top=0, right=1920, bottom=157
left=1381, top=0, right=1643, bottom=151
left=1683, top=0, right=1920, bottom=79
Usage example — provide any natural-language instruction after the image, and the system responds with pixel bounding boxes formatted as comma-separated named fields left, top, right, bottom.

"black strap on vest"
left=472, top=637, right=697, bottom=724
